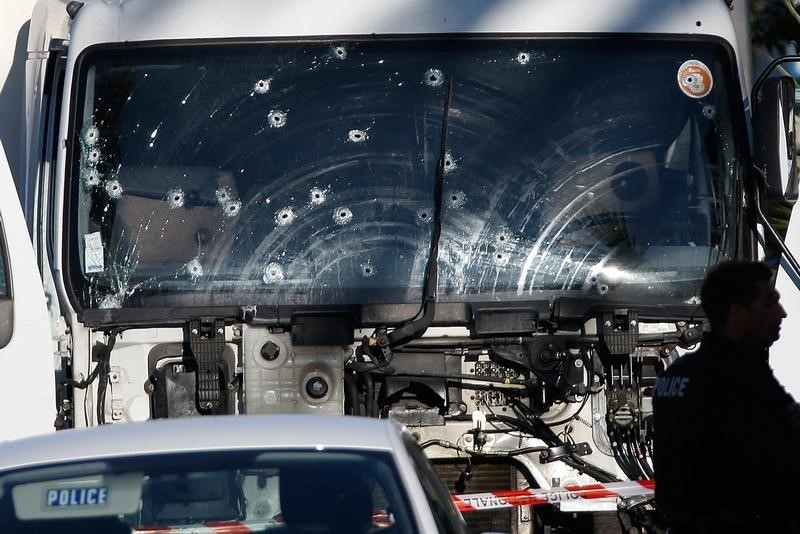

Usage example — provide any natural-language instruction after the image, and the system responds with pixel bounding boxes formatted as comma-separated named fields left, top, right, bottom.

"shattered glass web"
left=72, top=40, right=737, bottom=309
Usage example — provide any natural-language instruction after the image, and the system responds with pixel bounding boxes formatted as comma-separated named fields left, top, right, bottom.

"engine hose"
left=610, top=429, right=640, bottom=480
left=60, top=330, right=120, bottom=390
left=561, top=456, right=620, bottom=484
left=503, top=407, right=620, bottom=483
left=628, top=425, right=654, bottom=479
left=344, top=373, right=361, bottom=416
left=623, top=436, right=649, bottom=480
left=631, top=436, right=654, bottom=479
left=613, top=438, right=636, bottom=480
left=363, top=372, right=376, bottom=418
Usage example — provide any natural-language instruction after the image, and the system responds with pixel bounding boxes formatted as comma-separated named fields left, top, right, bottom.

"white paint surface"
left=0, top=0, right=38, bottom=195
left=0, top=138, right=56, bottom=441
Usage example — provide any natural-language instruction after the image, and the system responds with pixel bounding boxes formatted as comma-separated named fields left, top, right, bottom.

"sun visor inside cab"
left=12, top=472, right=143, bottom=520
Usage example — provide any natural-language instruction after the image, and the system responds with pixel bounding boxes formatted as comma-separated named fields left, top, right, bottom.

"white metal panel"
left=0, top=140, right=56, bottom=442
left=24, top=0, right=71, bottom=225
left=67, top=0, right=739, bottom=47
left=28, top=0, right=71, bottom=53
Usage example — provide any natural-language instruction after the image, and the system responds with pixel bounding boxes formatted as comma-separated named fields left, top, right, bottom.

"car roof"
left=0, top=415, right=406, bottom=471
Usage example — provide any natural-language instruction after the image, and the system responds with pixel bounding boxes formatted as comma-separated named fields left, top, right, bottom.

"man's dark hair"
left=701, top=261, right=773, bottom=331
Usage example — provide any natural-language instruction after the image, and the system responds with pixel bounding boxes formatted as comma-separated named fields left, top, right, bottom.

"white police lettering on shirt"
left=654, top=376, right=690, bottom=398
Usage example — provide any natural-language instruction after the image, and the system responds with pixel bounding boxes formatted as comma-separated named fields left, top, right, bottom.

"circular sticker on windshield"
left=677, top=60, right=713, bottom=98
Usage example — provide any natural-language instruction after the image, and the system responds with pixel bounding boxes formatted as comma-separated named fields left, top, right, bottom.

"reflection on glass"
left=71, top=39, right=741, bottom=310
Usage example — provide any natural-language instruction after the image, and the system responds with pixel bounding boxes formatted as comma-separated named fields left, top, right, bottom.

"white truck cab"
left=11, top=0, right=800, bottom=531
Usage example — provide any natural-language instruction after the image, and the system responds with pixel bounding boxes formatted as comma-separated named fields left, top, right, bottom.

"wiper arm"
left=375, top=74, right=454, bottom=352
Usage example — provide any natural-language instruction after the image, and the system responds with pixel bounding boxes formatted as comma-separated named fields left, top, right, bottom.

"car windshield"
left=0, top=449, right=418, bottom=533
left=68, top=38, right=741, bottom=312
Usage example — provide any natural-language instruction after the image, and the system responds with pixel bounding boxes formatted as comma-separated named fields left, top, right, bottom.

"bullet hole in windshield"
left=215, top=186, right=233, bottom=204
left=332, top=45, right=347, bottom=60
left=86, top=148, right=102, bottom=164
left=214, top=187, right=240, bottom=216
left=253, top=79, right=271, bottom=94
left=347, top=129, right=368, bottom=143
left=105, top=179, right=123, bottom=199
left=702, top=104, right=716, bottom=119
left=262, top=262, right=285, bottom=283
left=186, top=258, right=204, bottom=281
left=447, top=190, right=466, bottom=209
left=417, top=208, right=432, bottom=224
left=494, top=251, right=510, bottom=266
left=83, top=125, right=100, bottom=146
left=309, top=188, right=327, bottom=205
left=333, top=206, right=353, bottom=225
left=275, top=207, right=296, bottom=226
left=598, top=283, right=609, bottom=295
left=495, top=230, right=515, bottom=249
left=166, top=188, right=185, bottom=209
left=516, top=52, right=531, bottom=65
left=83, top=169, right=102, bottom=189
left=268, top=110, right=287, bottom=128
left=222, top=199, right=241, bottom=218
left=443, top=150, right=457, bottom=174
left=424, top=68, right=444, bottom=87
left=361, top=262, right=376, bottom=278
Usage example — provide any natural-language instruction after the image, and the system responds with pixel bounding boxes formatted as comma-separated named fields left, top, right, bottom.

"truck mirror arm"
left=751, top=55, right=800, bottom=110
left=753, top=173, right=800, bottom=279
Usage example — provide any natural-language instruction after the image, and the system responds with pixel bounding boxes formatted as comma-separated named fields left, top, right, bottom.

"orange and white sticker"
left=677, top=60, right=713, bottom=99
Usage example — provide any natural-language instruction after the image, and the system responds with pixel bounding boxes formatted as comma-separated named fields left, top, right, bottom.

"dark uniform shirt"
left=653, top=333, right=800, bottom=533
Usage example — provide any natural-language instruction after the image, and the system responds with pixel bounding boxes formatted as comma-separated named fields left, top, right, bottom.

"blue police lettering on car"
left=45, top=487, right=108, bottom=507
left=655, top=376, right=690, bottom=398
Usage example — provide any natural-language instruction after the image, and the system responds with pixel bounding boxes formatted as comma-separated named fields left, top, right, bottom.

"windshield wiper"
left=364, top=74, right=453, bottom=358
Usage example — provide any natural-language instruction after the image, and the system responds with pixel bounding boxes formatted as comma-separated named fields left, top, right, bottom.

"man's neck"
left=713, top=329, right=769, bottom=359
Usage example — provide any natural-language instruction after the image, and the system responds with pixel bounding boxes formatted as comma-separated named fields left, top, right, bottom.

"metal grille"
left=433, top=461, right=515, bottom=534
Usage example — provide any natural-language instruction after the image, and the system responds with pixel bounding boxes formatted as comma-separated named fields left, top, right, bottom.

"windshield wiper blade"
left=383, top=74, right=454, bottom=349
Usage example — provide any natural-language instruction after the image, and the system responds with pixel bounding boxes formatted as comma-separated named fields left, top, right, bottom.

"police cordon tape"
left=453, top=480, right=656, bottom=512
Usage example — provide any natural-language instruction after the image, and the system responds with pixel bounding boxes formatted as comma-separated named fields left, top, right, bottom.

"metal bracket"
left=600, top=309, right=639, bottom=355
left=539, top=442, right=592, bottom=463
left=188, top=318, right=227, bottom=414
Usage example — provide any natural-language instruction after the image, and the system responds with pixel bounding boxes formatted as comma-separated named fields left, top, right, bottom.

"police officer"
left=653, top=261, right=800, bottom=533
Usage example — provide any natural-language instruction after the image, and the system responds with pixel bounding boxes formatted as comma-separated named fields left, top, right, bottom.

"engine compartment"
left=60, top=309, right=701, bottom=532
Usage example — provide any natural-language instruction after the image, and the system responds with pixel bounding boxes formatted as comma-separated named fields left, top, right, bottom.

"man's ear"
left=727, top=302, right=750, bottom=327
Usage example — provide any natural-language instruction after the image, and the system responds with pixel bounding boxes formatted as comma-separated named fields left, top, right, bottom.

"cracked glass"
left=69, top=39, right=742, bottom=310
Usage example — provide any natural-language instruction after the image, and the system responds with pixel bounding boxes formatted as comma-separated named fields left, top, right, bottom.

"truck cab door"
left=0, top=139, right=56, bottom=440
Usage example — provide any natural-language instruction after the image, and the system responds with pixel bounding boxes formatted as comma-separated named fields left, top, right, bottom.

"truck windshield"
left=69, top=38, right=742, bottom=311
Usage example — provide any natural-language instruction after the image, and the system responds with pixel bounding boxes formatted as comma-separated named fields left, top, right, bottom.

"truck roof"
left=0, top=415, right=405, bottom=471
left=66, top=0, right=739, bottom=51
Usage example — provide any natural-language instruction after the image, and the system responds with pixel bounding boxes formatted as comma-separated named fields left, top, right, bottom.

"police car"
left=0, top=415, right=468, bottom=533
